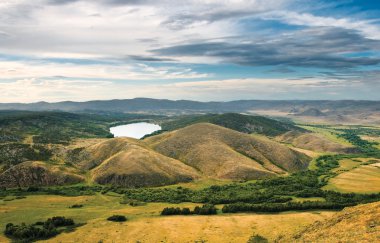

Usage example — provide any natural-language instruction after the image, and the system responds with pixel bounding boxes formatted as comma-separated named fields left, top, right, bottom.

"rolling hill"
left=284, top=201, right=380, bottom=242
left=0, top=161, right=85, bottom=187
left=276, top=131, right=356, bottom=153
left=160, top=113, right=304, bottom=136
left=67, top=138, right=200, bottom=187
left=146, top=123, right=311, bottom=180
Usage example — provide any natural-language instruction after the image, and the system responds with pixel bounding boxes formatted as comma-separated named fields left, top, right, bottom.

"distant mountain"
left=295, top=108, right=326, bottom=117
left=0, top=98, right=378, bottom=114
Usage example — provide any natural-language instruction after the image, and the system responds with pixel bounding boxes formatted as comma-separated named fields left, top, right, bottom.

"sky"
left=0, top=0, right=380, bottom=102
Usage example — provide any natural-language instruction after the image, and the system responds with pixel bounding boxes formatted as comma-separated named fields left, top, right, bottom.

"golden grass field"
left=0, top=194, right=335, bottom=243
left=324, top=158, right=380, bottom=193
left=283, top=201, right=380, bottom=243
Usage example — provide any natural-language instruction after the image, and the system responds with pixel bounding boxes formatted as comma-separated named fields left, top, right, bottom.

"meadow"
left=0, top=194, right=335, bottom=243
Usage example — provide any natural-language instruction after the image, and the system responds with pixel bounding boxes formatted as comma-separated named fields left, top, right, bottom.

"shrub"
left=161, top=204, right=217, bottom=216
left=69, top=204, right=83, bottom=208
left=247, top=234, right=268, bottom=243
left=4, top=216, right=75, bottom=242
left=107, top=215, right=127, bottom=222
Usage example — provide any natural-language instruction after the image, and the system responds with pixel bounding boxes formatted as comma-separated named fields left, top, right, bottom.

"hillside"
left=284, top=201, right=380, bottom=242
left=294, top=108, right=325, bottom=117
left=0, top=161, right=84, bottom=187
left=160, top=113, right=303, bottom=136
left=146, top=123, right=311, bottom=180
left=69, top=138, right=200, bottom=187
left=0, top=110, right=159, bottom=144
left=276, top=131, right=356, bottom=153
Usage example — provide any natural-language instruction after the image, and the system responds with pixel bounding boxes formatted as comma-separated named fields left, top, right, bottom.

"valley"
left=0, top=109, right=379, bottom=242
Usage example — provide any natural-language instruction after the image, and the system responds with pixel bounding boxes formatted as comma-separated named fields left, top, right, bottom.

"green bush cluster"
left=221, top=201, right=351, bottom=213
left=161, top=204, right=217, bottom=215
left=107, top=215, right=127, bottom=222
left=4, top=216, right=75, bottom=242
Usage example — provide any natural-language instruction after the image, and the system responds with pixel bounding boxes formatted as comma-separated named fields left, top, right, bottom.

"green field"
left=298, top=125, right=353, bottom=146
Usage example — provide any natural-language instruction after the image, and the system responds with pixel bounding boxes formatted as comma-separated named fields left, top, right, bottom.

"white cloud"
left=0, top=77, right=355, bottom=103
left=262, top=11, right=380, bottom=40
left=0, top=60, right=208, bottom=80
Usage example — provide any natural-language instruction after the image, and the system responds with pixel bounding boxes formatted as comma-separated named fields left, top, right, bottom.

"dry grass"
left=0, top=194, right=336, bottom=243
left=324, top=162, right=380, bottom=193
left=91, top=143, right=200, bottom=187
left=41, top=211, right=333, bottom=243
left=276, top=130, right=354, bottom=153
left=146, top=123, right=310, bottom=180
left=0, top=161, right=85, bottom=187
left=284, top=201, right=380, bottom=243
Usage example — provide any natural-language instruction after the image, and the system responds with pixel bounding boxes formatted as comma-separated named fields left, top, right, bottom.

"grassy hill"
left=0, top=161, right=84, bottom=187
left=146, top=123, right=311, bottom=180
left=284, top=201, right=380, bottom=242
left=276, top=131, right=357, bottom=153
left=159, top=113, right=304, bottom=136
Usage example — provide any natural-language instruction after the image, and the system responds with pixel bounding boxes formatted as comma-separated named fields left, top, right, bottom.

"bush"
left=69, top=204, right=83, bottom=208
left=247, top=234, right=268, bottom=243
left=4, top=217, right=75, bottom=242
left=161, top=204, right=217, bottom=216
left=107, top=215, right=127, bottom=222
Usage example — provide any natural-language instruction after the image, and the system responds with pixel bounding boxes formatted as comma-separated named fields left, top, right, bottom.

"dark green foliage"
left=221, top=201, right=352, bottom=213
left=122, top=153, right=380, bottom=212
left=4, top=217, right=75, bottom=242
left=69, top=204, right=83, bottom=208
left=0, top=185, right=103, bottom=198
left=338, top=131, right=379, bottom=154
left=0, top=143, right=52, bottom=169
left=160, top=113, right=303, bottom=136
left=161, top=204, right=217, bottom=216
left=107, top=215, right=127, bottom=222
left=247, top=234, right=268, bottom=243
left=0, top=110, right=161, bottom=144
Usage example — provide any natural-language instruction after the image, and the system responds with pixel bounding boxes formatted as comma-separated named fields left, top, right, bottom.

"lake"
left=109, top=122, right=161, bottom=139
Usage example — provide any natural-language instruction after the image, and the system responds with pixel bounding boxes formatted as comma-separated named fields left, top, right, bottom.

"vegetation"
left=0, top=143, right=52, bottom=170
left=4, top=216, right=76, bottom=242
left=121, top=153, right=380, bottom=211
left=247, top=234, right=268, bottom=243
left=337, top=130, right=379, bottom=154
left=161, top=204, right=217, bottom=215
left=69, top=204, right=83, bottom=208
left=107, top=215, right=127, bottom=222
left=159, top=113, right=303, bottom=136
left=0, top=110, right=161, bottom=144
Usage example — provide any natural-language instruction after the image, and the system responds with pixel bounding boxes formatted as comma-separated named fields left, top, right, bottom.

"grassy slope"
left=146, top=123, right=311, bottom=180
left=276, top=130, right=355, bottom=154
left=160, top=113, right=303, bottom=136
left=298, top=125, right=353, bottom=146
left=0, top=194, right=335, bottom=243
left=284, top=201, right=380, bottom=242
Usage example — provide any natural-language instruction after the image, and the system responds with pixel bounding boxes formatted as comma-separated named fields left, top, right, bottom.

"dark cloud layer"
left=152, top=27, right=380, bottom=69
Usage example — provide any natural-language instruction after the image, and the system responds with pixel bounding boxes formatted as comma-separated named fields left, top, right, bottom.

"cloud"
left=0, top=0, right=379, bottom=102
left=128, top=55, right=175, bottom=62
left=152, top=27, right=380, bottom=69
left=1, top=76, right=370, bottom=103
left=262, top=10, right=380, bottom=40
left=0, top=59, right=208, bottom=80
